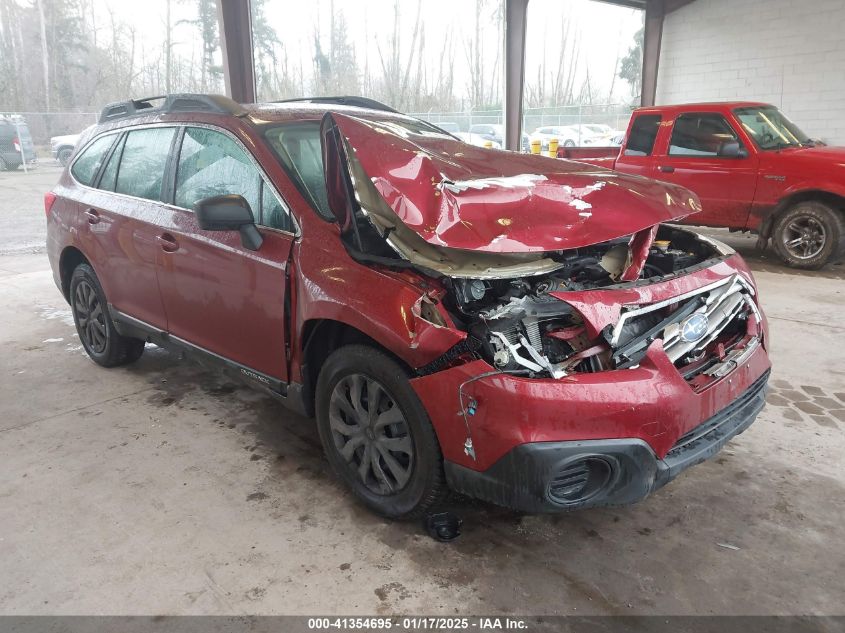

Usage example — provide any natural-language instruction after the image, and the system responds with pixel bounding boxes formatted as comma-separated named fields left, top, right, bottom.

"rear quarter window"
left=624, top=114, right=662, bottom=156
left=70, top=134, right=117, bottom=186
left=114, top=127, right=176, bottom=202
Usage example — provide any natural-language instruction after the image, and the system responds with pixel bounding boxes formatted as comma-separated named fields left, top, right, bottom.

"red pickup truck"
left=560, top=102, right=845, bottom=269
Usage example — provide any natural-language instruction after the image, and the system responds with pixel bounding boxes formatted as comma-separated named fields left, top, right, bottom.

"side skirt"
left=110, top=307, right=310, bottom=418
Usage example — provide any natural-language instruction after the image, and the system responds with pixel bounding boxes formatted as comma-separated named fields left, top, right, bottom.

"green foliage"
left=619, top=26, right=643, bottom=101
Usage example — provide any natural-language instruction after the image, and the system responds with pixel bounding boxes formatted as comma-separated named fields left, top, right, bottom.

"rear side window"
left=175, top=127, right=261, bottom=214
left=669, top=113, right=739, bottom=157
left=114, top=127, right=175, bottom=201
left=71, top=134, right=116, bottom=186
left=624, top=114, right=661, bottom=156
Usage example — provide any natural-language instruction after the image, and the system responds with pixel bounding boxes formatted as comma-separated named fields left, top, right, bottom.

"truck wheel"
left=315, top=344, right=448, bottom=519
left=772, top=201, right=844, bottom=270
left=564, top=140, right=576, bottom=147
left=58, top=148, right=73, bottom=166
left=69, top=264, right=145, bottom=367
left=0, top=157, right=8, bottom=171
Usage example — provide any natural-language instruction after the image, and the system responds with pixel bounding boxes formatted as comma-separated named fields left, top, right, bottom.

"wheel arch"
left=58, top=246, right=92, bottom=301
left=762, top=189, right=845, bottom=238
left=298, top=318, right=414, bottom=418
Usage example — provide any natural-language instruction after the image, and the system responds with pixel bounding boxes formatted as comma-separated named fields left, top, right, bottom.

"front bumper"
left=444, top=370, right=769, bottom=513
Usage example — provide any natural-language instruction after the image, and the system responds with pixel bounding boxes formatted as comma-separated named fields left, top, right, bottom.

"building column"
left=641, top=0, right=664, bottom=107
left=504, top=0, right=529, bottom=151
left=217, top=0, right=256, bottom=103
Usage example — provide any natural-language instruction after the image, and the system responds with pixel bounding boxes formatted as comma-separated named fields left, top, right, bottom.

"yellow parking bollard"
left=483, top=140, right=493, bottom=149
left=548, top=138, right=559, bottom=158
left=530, top=139, right=541, bottom=154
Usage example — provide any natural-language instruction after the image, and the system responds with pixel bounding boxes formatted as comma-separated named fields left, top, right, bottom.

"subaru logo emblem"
left=680, top=313, right=709, bottom=343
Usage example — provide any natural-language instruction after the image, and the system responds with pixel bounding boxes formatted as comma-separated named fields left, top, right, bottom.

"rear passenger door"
left=154, top=125, right=296, bottom=384
left=614, top=113, right=662, bottom=178
left=72, top=127, right=175, bottom=330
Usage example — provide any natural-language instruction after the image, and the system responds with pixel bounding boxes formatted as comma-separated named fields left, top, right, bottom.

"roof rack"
left=272, top=96, right=399, bottom=114
left=98, top=93, right=247, bottom=124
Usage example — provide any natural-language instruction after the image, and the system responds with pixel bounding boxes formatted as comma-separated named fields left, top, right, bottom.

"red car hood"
left=330, top=113, right=701, bottom=253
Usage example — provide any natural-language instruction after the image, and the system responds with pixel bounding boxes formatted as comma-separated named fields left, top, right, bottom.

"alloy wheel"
left=328, top=374, right=414, bottom=495
left=74, top=280, right=108, bottom=354
left=781, top=215, right=826, bottom=260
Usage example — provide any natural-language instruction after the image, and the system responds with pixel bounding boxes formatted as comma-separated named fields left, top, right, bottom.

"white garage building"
left=656, top=0, right=845, bottom=144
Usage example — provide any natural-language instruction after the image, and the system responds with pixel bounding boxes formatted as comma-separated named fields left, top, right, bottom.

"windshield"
left=734, top=106, right=811, bottom=150
left=262, top=116, right=452, bottom=220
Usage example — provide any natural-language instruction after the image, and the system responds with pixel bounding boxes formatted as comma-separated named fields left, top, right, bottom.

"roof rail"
left=98, top=93, right=247, bottom=124
left=273, top=96, right=399, bottom=114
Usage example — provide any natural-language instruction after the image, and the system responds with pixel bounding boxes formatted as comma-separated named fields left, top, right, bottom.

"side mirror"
left=195, top=194, right=263, bottom=251
left=718, top=141, right=748, bottom=158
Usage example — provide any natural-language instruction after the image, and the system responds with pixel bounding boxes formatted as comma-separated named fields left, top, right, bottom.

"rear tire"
left=69, top=264, right=145, bottom=367
left=0, top=157, right=9, bottom=171
left=772, top=201, right=844, bottom=270
left=564, top=139, right=576, bottom=147
left=315, top=345, right=448, bottom=519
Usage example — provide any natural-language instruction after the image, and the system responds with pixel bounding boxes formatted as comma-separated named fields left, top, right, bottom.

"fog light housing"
left=548, top=455, right=616, bottom=505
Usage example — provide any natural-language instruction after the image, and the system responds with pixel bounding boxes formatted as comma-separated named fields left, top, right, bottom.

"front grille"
left=662, top=276, right=752, bottom=367
left=611, top=275, right=759, bottom=384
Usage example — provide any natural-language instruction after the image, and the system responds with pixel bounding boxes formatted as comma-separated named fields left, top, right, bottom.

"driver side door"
left=155, top=125, right=297, bottom=384
left=653, top=112, right=759, bottom=228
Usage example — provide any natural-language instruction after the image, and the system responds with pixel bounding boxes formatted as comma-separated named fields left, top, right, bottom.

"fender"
left=291, top=260, right=466, bottom=379
left=754, top=182, right=845, bottom=238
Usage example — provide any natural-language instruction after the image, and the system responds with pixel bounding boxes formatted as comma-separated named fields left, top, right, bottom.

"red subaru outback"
left=46, top=94, right=771, bottom=518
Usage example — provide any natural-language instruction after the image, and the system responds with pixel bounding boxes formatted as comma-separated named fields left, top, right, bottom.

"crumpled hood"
left=331, top=113, right=701, bottom=253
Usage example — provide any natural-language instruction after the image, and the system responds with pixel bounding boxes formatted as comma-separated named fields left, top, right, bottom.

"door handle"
left=157, top=233, right=179, bottom=253
left=84, top=208, right=100, bottom=224
left=659, top=165, right=675, bottom=173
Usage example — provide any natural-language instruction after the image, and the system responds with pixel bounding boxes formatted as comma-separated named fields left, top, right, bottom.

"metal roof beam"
left=217, top=0, right=256, bottom=104
left=504, top=0, right=529, bottom=151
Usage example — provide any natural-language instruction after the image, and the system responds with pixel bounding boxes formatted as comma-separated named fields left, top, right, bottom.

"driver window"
left=669, top=113, right=740, bottom=157
left=175, top=127, right=261, bottom=215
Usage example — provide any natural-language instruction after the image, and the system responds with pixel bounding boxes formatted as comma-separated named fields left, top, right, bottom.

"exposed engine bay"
left=319, top=113, right=756, bottom=383
left=439, top=225, right=746, bottom=380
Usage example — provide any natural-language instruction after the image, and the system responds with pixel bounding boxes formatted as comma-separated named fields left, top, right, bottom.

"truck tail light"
left=13, top=137, right=21, bottom=152
left=44, top=192, right=57, bottom=217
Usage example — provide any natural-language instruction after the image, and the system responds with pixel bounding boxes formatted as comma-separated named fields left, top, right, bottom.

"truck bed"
left=555, top=146, right=619, bottom=169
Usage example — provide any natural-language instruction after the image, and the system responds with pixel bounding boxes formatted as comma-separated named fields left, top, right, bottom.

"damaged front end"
left=441, top=224, right=758, bottom=385
left=319, top=112, right=757, bottom=386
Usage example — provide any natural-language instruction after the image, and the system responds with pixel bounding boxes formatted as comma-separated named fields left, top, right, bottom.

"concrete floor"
left=1, top=165, right=844, bottom=615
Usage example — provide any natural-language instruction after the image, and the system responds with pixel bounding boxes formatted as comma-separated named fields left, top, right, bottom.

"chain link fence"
left=409, top=103, right=635, bottom=137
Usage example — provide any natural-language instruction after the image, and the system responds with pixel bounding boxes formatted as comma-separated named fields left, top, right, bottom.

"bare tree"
left=35, top=0, right=50, bottom=110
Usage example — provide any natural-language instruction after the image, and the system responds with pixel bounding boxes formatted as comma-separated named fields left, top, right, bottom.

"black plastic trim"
left=273, top=96, right=398, bottom=113
left=99, top=94, right=247, bottom=124
left=109, top=307, right=309, bottom=417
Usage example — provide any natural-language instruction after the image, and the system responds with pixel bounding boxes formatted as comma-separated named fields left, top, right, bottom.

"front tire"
left=315, top=345, right=448, bottom=519
left=772, top=201, right=844, bottom=269
left=69, top=264, right=145, bottom=367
